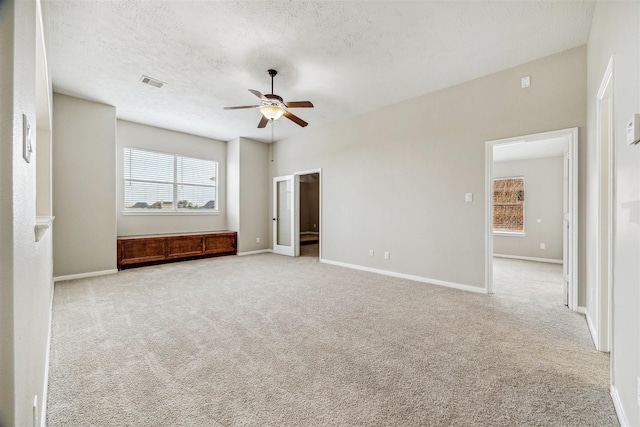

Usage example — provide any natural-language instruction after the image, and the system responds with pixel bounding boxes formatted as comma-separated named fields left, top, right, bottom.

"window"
left=493, top=177, right=524, bottom=233
left=124, top=147, right=217, bottom=212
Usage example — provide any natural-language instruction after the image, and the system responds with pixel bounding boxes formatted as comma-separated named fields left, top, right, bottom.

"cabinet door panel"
left=204, top=234, right=235, bottom=254
left=167, top=236, right=204, bottom=258
left=120, top=239, right=165, bottom=265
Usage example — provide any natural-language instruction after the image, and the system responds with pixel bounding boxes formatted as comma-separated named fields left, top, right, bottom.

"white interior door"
left=273, top=175, right=299, bottom=256
left=562, top=150, right=570, bottom=306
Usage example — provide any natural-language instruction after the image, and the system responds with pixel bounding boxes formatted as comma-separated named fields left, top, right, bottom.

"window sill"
left=493, top=231, right=526, bottom=237
left=122, top=210, right=220, bottom=216
left=35, top=215, right=55, bottom=242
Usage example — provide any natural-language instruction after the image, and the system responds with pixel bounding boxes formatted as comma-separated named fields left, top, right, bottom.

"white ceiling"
left=493, top=136, right=567, bottom=162
left=44, top=1, right=595, bottom=143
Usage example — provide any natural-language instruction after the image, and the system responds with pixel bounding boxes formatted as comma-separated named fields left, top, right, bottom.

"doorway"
left=298, top=173, right=320, bottom=258
left=485, top=128, right=579, bottom=311
left=272, top=169, right=322, bottom=259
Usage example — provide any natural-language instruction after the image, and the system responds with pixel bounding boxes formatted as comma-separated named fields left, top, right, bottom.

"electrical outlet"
left=313, top=223, right=317, bottom=228
left=384, top=251, right=390, bottom=260
left=369, top=249, right=374, bottom=256
left=539, top=243, right=545, bottom=250
left=256, top=237, right=260, bottom=243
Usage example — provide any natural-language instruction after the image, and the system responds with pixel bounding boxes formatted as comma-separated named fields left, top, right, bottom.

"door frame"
left=485, top=127, right=579, bottom=311
left=594, top=56, right=614, bottom=353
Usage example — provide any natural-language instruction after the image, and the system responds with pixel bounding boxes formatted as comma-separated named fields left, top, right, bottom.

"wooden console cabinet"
left=117, top=231, right=236, bottom=270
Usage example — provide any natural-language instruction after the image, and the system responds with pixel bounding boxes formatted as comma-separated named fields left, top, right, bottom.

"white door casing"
left=485, top=127, right=579, bottom=312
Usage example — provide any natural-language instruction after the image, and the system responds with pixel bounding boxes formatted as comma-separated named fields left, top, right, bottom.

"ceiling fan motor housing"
left=264, top=93, right=285, bottom=108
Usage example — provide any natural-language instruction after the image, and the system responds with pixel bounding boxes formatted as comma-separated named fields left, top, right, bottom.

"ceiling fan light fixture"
left=259, top=104, right=285, bottom=121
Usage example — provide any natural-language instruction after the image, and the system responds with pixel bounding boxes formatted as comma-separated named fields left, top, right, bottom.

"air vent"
left=140, top=75, right=165, bottom=88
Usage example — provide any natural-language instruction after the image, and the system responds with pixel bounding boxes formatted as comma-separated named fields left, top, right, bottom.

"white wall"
left=0, top=0, right=54, bottom=425
left=227, top=137, right=270, bottom=254
left=586, top=2, right=640, bottom=425
left=116, top=120, right=227, bottom=236
left=493, top=156, right=563, bottom=261
left=52, top=94, right=117, bottom=277
left=272, top=46, right=586, bottom=290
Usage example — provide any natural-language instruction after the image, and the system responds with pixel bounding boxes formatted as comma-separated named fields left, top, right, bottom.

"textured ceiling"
left=45, top=1, right=594, bottom=143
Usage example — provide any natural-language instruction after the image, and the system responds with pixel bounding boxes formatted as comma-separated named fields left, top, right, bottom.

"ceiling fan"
left=224, top=69, right=314, bottom=128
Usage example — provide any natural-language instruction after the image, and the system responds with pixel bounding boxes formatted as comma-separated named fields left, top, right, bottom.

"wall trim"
left=40, top=279, right=54, bottom=427
left=493, top=254, right=563, bottom=264
left=54, top=269, right=118, bottom=282
left=320, top=259, right=486, bottom=294
left=237, top=249, right=272, bottom=256
left=610, top=385, right=629, bottom=427
left=585, top=310, right=599, bottom=349
left=577, top=306, right=587, bottom=315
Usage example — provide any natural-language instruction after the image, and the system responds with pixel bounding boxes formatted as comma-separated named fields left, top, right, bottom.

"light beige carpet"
left=46, top=249, right=618, bottom=426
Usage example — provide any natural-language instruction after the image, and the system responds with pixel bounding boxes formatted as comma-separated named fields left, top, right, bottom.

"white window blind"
left=124, top=147, right=217, bottom=212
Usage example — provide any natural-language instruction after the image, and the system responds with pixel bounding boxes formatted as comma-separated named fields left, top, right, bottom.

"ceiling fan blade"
left=257, top=115, right=269, bottom=128
left=284, top=101, right=314, bottom=108
left=284, top=111, right=308, bottom=127
left=248, top=89, right=267, bottom=100
left=223, top=105, right=260, bottom=110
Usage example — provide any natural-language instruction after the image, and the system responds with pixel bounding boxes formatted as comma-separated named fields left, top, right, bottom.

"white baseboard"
left=320, top=259, right=486, bottom=294
left=237, top=249, right=272, bottom=256
left=585, top=310, right=599, bottom=349
left=577, top=306, right=586, bottom=315
left=493, top=254, right=563, bottom=264
left=300, top=231, right=319, bottom=235
left=40, top=279, right=54, bottom=427
left=54, top=269, right=118, bottom=282
left=610, top=385, right=629, bottom=427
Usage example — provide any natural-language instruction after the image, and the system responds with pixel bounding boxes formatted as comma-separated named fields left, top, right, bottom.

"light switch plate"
left=465, top=193, right=473, bottom=202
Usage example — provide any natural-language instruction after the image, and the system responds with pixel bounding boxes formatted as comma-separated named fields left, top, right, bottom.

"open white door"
left=562, top=150, right=570, bottom=307
left=273, top=175, right=299, bottom=256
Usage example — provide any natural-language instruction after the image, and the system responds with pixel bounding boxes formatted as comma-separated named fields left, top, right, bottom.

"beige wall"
left=116, top=120, right=227, bottom=236
left=272, top=46, right=586, bottom=289
left=586, top=2, right=640, bottom=425
left=227, top=137, right=270, bottom=254
left=227, top=138, right=240, bottom=234
left=239, top=138, right=270, bottom=253
left=300, top=175, right=320, bottom=233
left=0, top=0, right=54, bottom=425
left=493, top=156, right=563, bottom=261
left=52, top=94, right=117, bottom=277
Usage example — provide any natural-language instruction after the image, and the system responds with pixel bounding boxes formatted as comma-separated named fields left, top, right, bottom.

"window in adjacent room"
left=493, top=177, right=524, bottom=233
left=124, top=147, right=217, bottom=212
